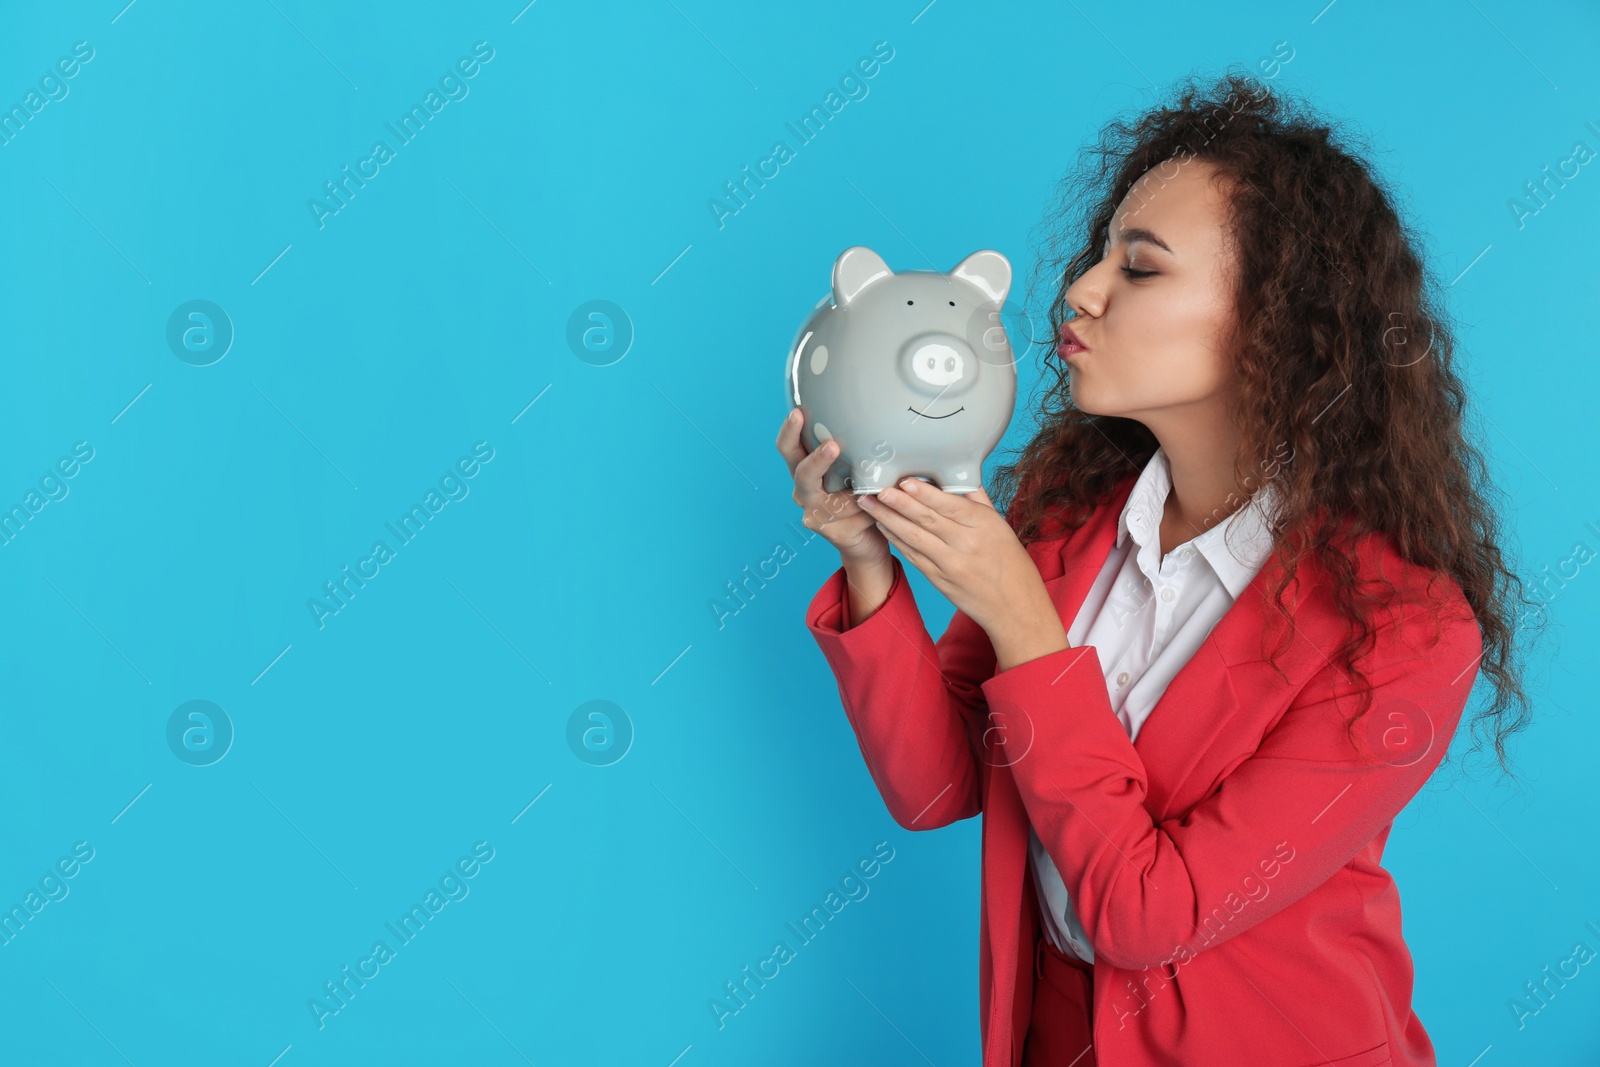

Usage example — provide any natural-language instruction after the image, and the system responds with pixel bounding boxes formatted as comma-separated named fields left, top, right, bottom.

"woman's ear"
left=951, top=250, right=1011, bottom=305
left=832, top=246, right=892, bottom=306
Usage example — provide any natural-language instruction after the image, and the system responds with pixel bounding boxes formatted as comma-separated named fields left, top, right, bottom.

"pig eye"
left=906, top=300, right=913, bottom=305
left=948, top=300, right=955, bottom=306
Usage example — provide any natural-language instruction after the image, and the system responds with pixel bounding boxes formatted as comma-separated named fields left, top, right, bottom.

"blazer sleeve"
left=982, top=582, right=1484, bottom=972
left=804, top=553, right=996, bottom=830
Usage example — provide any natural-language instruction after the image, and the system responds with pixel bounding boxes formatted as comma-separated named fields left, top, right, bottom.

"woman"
left=774, top=72, right=1537, bottom=1066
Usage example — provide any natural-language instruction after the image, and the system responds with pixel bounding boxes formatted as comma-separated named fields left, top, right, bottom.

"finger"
left=861, top=491, right=938, bottom=559
left=875, top=519, right=933, bottom=577
left=774, top=409, right=808, bottom=474
left=875, top=479, right=955, bottom=533
left=793, top=438, right=841, bottom=499
left=888, top=478, right=991, bottom=530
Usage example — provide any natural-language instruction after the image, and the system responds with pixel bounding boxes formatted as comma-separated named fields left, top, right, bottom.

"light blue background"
left=2, top=1, right=1597, bottom=1064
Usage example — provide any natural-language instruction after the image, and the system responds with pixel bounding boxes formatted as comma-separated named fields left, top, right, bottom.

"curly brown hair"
left=989, top=69, right=1543, bottom=780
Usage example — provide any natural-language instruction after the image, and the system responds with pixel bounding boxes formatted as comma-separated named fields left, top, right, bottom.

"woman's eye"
left=1120, top=266, right=1156, bottom=279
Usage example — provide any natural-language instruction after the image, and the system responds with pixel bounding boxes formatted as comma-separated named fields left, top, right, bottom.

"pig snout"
left=900, top=333, right=978, bottom=398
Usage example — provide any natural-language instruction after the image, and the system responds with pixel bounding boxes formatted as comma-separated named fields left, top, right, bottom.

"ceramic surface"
left=785, top=246, right=1017, bottom=494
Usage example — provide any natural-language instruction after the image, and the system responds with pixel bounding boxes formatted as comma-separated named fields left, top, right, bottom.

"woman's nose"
left=1063, top=272, right=1104, bottom=319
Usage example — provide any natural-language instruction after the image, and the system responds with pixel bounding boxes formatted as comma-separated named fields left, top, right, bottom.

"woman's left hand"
left=859, top=480, right=1054, bottom=641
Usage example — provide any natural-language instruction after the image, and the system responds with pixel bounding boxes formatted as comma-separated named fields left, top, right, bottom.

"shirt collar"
left=1115, top=446, right=1283, bottom=598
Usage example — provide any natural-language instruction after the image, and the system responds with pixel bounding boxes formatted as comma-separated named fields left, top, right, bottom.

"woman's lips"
left=1058, top=323, right=1088, bottom=358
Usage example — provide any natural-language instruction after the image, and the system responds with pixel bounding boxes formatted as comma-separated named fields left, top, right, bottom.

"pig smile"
left=908, top=405, right=964, bottom=419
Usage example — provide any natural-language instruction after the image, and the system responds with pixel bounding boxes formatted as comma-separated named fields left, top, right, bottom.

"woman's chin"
left=1068, top=371, right=1094, bottom=413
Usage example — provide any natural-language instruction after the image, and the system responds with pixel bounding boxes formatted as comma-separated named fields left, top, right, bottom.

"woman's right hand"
left=775, top=409, right=891, bottom=567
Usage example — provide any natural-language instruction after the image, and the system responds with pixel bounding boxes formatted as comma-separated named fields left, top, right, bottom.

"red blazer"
left=805, top=473, right=1482, bottom=1067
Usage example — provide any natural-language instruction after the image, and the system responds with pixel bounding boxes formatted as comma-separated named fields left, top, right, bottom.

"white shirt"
left=1028, top=445, right=1284, bottom=963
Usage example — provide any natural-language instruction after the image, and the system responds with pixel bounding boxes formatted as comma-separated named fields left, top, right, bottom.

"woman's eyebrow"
left=1107, top=226, right=1173, bottom=253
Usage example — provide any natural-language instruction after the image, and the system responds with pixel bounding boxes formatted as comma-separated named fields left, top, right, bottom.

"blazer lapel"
left=1034, top=476, right=1333, bottom=818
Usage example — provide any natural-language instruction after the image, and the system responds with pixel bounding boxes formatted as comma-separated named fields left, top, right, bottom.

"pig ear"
left=832, top=246, right=892, bottom=307
left=951, top=250, right=1011, bottom=305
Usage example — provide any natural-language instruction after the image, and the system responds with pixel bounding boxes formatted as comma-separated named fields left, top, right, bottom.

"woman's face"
left=1060, top=158, right=1242, bottom=428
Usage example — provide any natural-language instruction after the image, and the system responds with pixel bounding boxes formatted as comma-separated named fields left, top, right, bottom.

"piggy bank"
left=784, top=246, right=1016, bottom=494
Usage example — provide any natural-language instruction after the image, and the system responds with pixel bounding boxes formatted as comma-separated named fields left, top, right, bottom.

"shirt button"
left=1116, top=671, right=1130, bottom=687
left=1160, top=587, right=1176, bottom=602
